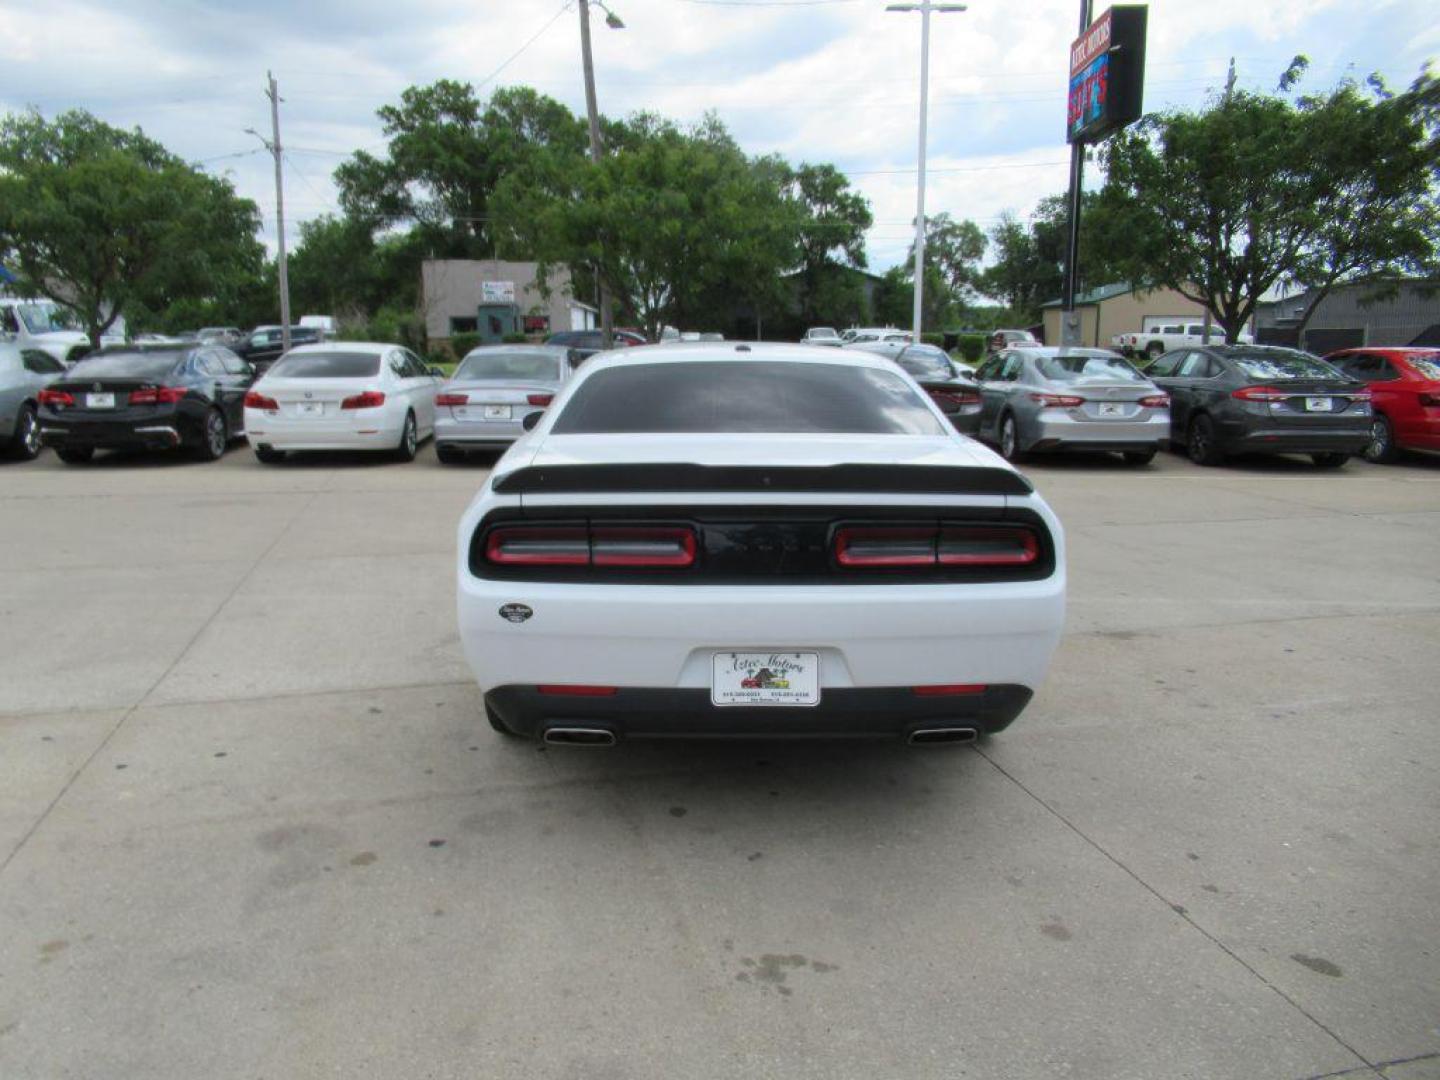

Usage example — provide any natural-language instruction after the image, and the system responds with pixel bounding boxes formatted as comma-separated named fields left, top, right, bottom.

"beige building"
left=1040, top=284, right=1209, bottom=347
left=420, top=259, right=597, bottom=345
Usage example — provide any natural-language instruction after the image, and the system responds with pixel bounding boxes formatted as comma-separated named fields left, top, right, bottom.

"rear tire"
left=1311, top=452, right=1349, bottom=468
left=9, top=404, right=41, bottom=460
left=57, top=446, right=94, bottom=465
left=393, top=411, right=418, bottom=462
left=1187, top=414, right=1224, bottom=466
left=1362, top=415, right=1397, bottom=464
left=486, top=702, right=520, bottom=737
left=435, top=444, right=463, bottom=465
left=999, top=414, right=1023, bottom=462
left=1123, top=448, right=1157, bottom=466
left=254, top=446, right=286, bottom=464
left=195, top=408, right=227, bottom=461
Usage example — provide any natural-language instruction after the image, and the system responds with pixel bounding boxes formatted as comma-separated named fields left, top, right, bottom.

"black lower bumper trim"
left=484, top=684, right=1033, bottom=741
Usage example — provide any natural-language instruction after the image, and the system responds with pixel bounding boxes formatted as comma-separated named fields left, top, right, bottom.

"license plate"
left=712, top=652, right=820, bottom=707
left=297, top=402, right=324, bottom=417
left=484, top=404, right=511, bottom=420
left=1097, top=402, right=1124, bottom=417
left=86, top=393, right=114, bottom=409
left=1305, top=397, right=1332, bottom=412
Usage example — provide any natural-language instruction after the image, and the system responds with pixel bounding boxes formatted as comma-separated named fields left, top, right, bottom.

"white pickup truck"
left=1112, top=316, right=1252, bottom=360
left=0, top=298, right=124, bottom=366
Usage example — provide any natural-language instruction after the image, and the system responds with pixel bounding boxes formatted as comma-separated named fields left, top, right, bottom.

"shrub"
left=957, top=334, right=986, bottom=362
left=921, top=332, right=945, bottom=348
left=448, top=331, right=482, bottom=358
left=501, top=332, right=529, bottom=344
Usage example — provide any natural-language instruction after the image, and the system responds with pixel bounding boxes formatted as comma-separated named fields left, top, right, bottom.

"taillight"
left=38, top=389, right=75, bottom=407
left=1232, top=385, right=1289, bottom=402
left=526, top=393, right=553, bottom=407
left=834, top=526, right=1039, bottom=568
left=129, top=386, right=187, bottom=405
left=1419, top=392, right=1440, bottom=407
left=537, top=685, right=618, bottom=696
left=486, top=526, right=589, bottom=565
left=435, top=392, right=468, bottom=406
left=1138, top=394, right=1170, bottom=408
left=340, top=390, right=386, bottom=410
left=244, top=391, right=279, bottom=410
left=1345, top=389, right=1372, bottom=401
left=1030, top=393, right=1085, bottom=407
left=912, top=684, right=987, bottom=696
left=484, top=524, right=697, bottom=568
left=929, top=388, right=979, bottom=408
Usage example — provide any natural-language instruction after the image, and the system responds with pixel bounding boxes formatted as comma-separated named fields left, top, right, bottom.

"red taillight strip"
left=129, top=386, right=187, bottom=405
left=341, top=390, right=385, bottom=410
left=1030, top=393, right=1085, bottom=407
left=245, top=391, right=279, bottom=410
left=912, top=684, right=987, bottom=696
left=937, top=527, right=1039, bottom=566
left=537, top=685, right=618, bottom=696
left=591, top=526, right=696, bottom=567
left=835, top=527, right=935, bottom=567
left=835, top=526, right=1039, bottom=569
left=484, top=524, right=698, bottom=568
left=527, top=393, right=554, bottom=407
left=435, top=392, right=468, bottom=406
left=485, top=527, right=590, bottom=565
left=38, top=389, right=75, bottom=407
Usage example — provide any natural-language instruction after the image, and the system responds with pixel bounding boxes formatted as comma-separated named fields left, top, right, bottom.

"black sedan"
left=1147, top=345, right=1372, bottom=467
left=893, top=344, right=982, bottom=436
left=37, top=344, right=254, bottom=463
left=234, top=326, right=322, bottom=373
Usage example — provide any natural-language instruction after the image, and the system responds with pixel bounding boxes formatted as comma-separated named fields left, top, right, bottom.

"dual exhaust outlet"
left=539, top=726, right=978, bottom=747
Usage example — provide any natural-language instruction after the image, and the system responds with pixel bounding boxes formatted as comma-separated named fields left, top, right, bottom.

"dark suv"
left=545, top=329, right=645, bottom=361
left=234, top=326, right=322, bottom=373
left=1147, top=345, right=1372, bottom=467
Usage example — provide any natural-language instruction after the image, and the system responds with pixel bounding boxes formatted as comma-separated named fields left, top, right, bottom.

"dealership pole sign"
left=1066, top=5, right=1147, bottom=144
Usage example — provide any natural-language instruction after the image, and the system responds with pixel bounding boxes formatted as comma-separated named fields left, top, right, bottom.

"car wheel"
left=1123, top=448, right=1157, bottom=466
left=195, top=408, right=227, bottom=461
left=254, top=445, right=286, bottom=465
left=56, top=446, right=94, bottom=464
left=999, top=414, right=1023, bottom=462
left=1362, top=415, right=1397, bottom=464
left=394, top=411, right=418, bottom=462
left=486, top=702, right=520, bottom=737
left=1311, top=452, right=1349, bottom=468
left=1187, top=414, right=1224, bottom=466
left=435, top=444, right=463, bottom=465
left=9, top=404, right=41, bottom=460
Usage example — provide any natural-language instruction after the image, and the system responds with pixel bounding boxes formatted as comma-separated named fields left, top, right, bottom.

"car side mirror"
left=521, top=410, right=544, bottom=432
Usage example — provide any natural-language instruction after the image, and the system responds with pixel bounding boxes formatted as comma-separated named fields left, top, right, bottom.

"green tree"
left=0, top=109, right=262, bottom=347
left=903, top=214, right=986, bottom=327
left=785, top=163, right=873, bottom=325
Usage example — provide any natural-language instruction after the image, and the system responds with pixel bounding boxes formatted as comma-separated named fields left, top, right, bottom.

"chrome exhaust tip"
left=542, top=727, right=617, bottom=747
left=907, top=726, right=979, bottom=746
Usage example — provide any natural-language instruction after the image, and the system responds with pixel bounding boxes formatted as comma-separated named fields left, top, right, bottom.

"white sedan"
left=456, top=344, right=1066, bottom=746
left=243, top=342, right=440, bottom=463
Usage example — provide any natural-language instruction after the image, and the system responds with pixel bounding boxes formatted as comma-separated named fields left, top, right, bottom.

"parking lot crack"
left=971, top=743, right=1379, bottom=1077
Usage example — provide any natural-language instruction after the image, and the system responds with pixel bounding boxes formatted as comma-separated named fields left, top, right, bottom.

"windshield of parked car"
left=67, top=351, right=183, bottom=380
left=896, top=348, right=955, bottom=381
left=1405, top=353, right=1440, bottom=380
left=266, top=352, right=381, bottom=378
left=456, top=352, right=560, bottom=382
left=1229, top=350, right=1342, bottom=381
left=552, top=361, right=947, bottom=435
left=17, top=303, right=80, bottom=334
left=809, top=327, right=838, bottom=338
left=1035, top=354, right=1146, bottom=382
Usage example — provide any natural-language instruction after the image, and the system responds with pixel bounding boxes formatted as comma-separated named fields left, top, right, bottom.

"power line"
left=475, top=1, right=576, bottom=93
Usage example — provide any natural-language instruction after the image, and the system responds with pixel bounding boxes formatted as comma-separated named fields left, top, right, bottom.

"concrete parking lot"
left=1, top=443, right=1437, bottom=1080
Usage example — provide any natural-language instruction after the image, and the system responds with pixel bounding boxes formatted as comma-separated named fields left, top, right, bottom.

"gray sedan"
left=433, top=345, right=578, bottom=463
left=972, top=347, right=1170, bottom=465
left=0, top=341, right=67, bottom=460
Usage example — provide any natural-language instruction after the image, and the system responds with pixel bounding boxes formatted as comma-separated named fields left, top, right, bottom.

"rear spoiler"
left=492, top=463, right=1033, bottom=497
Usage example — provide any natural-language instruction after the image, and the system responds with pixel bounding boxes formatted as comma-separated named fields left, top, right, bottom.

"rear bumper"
left=1028, top=411, right=1169, bottom=450
left=486, top=683, right=1034, bottom=741
left=1219, top=423, right=1371, bottom=455
left=39, top=421, right=183, bottom=451
left=434, top=415, right=524, bottom=446
left=244, top=409, right=403, bottom=451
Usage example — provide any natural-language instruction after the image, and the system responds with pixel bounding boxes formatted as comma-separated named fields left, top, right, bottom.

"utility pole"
left=249, top=73, right=292, bottom=352
left=1060, top=0, right=1092, bottom=347
left=888, top=2, right=967, bottom=343
left=579, top=0, right=623, bottom=350
left=1203, top=60, right=1235, bottom=345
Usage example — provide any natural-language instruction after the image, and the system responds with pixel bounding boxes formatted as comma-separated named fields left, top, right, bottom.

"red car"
left=1325, top=347, right=1440, bottom=462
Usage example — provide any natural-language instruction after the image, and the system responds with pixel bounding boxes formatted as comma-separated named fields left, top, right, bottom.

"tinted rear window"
left=67, top=352, right=184, bottom=380
left=267, top=352, right=381, bottom=378
left=551, top=361, right=947, bottom=435
left=1036, top=355, right=1145, bottom=383
left=456, top=352, right=560, bottom=382
left=1228, top=351, right=1341, bottom=381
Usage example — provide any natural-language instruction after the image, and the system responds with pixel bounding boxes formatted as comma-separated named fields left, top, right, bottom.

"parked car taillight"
left=1231, top=385, right=1290, bottom=402
left=435, top=392, right=468, bottom=406
left=340, top=390, right=386, bottom=410
left=38, top=389, right=74, bottom=408
left=244, top=391, right=279, bottom=410
left=1029, top=393, right=1085, bottom=407
left=928, top=388, right=979, bottom=408
left=484, top=524, right=697, bottom=568
left=129, top=386, right=187, bottom=405
left=526, top=393, right=554, bottom=407
left=1138, top=394, right=1170, bottom=408
left=834, top=525, right=1039, bottom=568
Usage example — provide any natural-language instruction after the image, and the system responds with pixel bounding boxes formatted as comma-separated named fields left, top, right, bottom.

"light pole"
left=887, top=1, right=966, bottom=343
left=579, top=0, right=624, bottom=349
left=246, top=72, right=291, bottom=353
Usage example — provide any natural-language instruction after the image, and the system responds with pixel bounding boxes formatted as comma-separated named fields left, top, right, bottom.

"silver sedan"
left=434, top=345, right=578, bottom=463
left=972, top=346, right=1170, bottom=465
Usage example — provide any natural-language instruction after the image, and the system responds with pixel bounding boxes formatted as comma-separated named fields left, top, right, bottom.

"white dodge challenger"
left=456, top=343, right=1065, bottom=746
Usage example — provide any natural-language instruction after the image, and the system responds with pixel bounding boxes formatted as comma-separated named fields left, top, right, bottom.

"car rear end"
left=37, top=351, right=199, bottom=453
left=1394, top=352, right=1440, bottom=451
left=434, top=348, right=565, bottom=452
left=1216, top=350, right=1371, bottom=456
left=244, top=347, right=400, bottom=452
left=456, top=349, right=1065, bottom=745
left=1021, top=352, right=1170, bottom=454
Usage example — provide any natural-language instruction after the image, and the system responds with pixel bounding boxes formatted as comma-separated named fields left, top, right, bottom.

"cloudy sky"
left=2, top=0, right=1435, bottom=271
